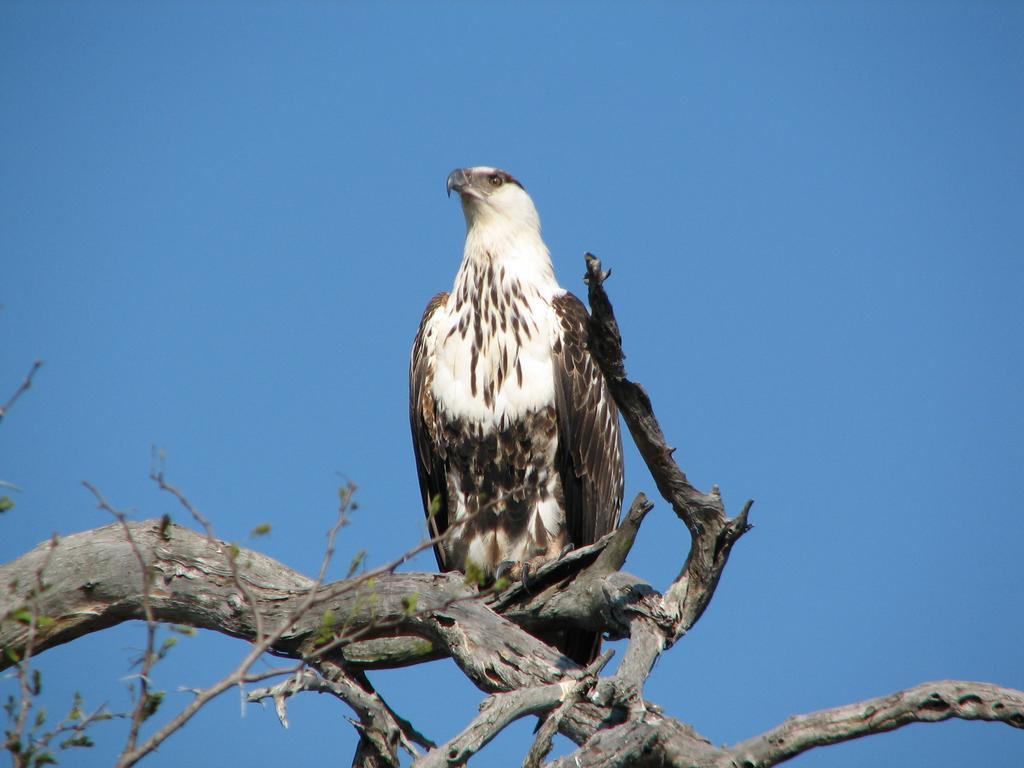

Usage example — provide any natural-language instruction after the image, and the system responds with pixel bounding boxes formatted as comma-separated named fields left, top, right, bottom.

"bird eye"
left=488, top=174, right=503, bottom=187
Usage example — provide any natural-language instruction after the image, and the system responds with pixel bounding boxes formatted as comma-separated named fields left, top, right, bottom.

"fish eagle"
left=410, top=167, right=624, bottom=664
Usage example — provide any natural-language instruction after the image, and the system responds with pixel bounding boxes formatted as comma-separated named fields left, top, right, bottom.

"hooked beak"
left=446, top=168, right=470, bottom=198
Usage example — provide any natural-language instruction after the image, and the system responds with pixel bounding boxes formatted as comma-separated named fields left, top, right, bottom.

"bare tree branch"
left=523, top=650, right=613, bottom=768
left=82, top=482, right=162, bottom=758
left=2, top=521, right=1022, bottom=766
left=414, top=681, right=572, bottom=768
left=3, top=534, right=59, bottom=767
left=413, top=650, right=612, bottom=768
left=549, top=717, right=720, bottom=768
left=313, top=661, right=429, bottom=768
left=724, top=680, right=1024, bottom=768
left=94, top=474, right=351, bottom=768
left=583, top=253, right=752, bottom=645
left=150, top=470, right=269, bottom=643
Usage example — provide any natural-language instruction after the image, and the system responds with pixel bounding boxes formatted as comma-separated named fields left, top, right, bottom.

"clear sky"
left=2, top=2, right=1022, bottom=766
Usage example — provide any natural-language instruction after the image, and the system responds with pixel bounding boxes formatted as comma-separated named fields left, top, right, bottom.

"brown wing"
left=551, top=292, right=624, bottom=665
left=551, top=292, right=624, bottom=549
left=409, top=292, right=451, bottom=570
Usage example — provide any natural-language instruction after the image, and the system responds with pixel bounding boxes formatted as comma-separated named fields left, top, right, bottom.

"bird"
left=409, top=167, right=624, bottom=665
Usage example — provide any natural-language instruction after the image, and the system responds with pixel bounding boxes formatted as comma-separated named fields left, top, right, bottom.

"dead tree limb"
left=2, top=256, right=1021, bottom=765
left=4, top=518, right=1020, bottom=767
left=724, top=680, right=1024, bottom=767
left=247, top=663, right=432, bottom=768
left=584, top=253, right=752, bottom=641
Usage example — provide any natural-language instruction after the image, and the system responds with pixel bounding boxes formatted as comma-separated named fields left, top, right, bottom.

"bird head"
left=446, top=167, right=540, bottom=234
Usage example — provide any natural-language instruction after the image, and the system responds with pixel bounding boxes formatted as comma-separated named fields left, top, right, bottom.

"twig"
left=248, top=664, right=434, bottom=766
left=33, top=700, right=122, bottom=753
left=246, top=668, right=321, bottom=728
left=150, top=470, right=268, bottom=643
left=321, top=662, right=431, bottom=765
left=4, top=534, right=59, bottom=767
left=110, top=490, right=352, bottom=768
left=0, top=360, right=43, bottom=425
left=81, top=482, right=159, bottom=756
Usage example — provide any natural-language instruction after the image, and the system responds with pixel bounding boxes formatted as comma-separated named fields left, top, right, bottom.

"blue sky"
left=2, top=2, right=1022, bottom=766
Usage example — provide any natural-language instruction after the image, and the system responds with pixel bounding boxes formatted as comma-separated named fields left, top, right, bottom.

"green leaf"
left=34, top=706, right=47, bottom=729
left=59, top=734, right=94, bottom=750
left=338, top=483, right=353, bottom=507
left=463, top=561, right=486, bottom=588
left=249, top=523, right=271, bottom=539
left=32, top=752, right=57, bottom=766
left=346, top=550, right=366, bottom=579
left=428, top=494, right=442, bottom=519
left=140, top=691, right=164, bottom=721
left=0, top=496, right=14, bottom=513
left=11, top=608, right=33, bottom=625
left=157, top=637, right=178, bottom=659
left=69, top=692, right=84, bottom=721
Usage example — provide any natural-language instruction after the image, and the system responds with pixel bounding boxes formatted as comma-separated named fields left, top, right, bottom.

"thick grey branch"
left=3, top=524, right=1022, bottom=767
left=0, top=521, right=573, bottom=694
left=523, top=650, right=613, bottom=768
left=490, top=495, right=667, bottom=643
left=549, top=717, right=719, bottom=768
left=414, top=681, right=571, bottom=768
left=414, top=652, right=612, bottom=768
left=724, top=680, right=1024, bottom=768
left=0, top=520, right=727, bottom=760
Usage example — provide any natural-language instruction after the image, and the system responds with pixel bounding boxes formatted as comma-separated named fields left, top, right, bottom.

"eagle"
left=410, top=167, right=624, bottom=664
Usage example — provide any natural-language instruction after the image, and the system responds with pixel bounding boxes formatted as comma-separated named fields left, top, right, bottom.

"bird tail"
left=556, top=627, right=602, bottom=667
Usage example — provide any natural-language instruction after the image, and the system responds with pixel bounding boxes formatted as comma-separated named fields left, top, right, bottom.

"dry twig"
left=0, top=360, right=43, bottom=426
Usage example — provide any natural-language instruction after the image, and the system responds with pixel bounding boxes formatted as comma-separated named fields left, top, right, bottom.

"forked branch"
left=584, top=252, right=752, bottom=642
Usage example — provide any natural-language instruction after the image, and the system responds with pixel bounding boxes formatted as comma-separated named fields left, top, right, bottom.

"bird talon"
left=495, top=560, right=517, bottom=583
